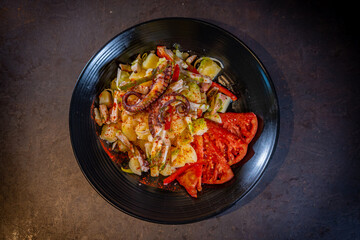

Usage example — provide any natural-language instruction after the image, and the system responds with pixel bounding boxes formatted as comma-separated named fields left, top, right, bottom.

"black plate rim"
left=69, top=17, right=280, bottom=224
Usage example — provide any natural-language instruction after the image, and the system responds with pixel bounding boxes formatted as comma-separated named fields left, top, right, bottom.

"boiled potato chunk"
left=168, top=115, right=187, bottom=139
left=181, top=81, right=201, bottom=103
left=129, top=69, right=147, bottom=80
left=174, top=128, right=193, bottom=146
left=171, top=144, right=197, bottom=168
left=142, top=52, right=159, bottom=69
left=151, top=166, right=159, bottom=177
left=121, top=118, right=137, bottom=142
left=191, top=118, right=208, bottom=136
left=160, top=163, right=175, bottom=177
left=135, top=121, right=150, bottom=140
left=133, top=111, right=149, bottom=123
left=99, top=90, right=113, bottom=108
left=129, top=157, right=142, bottom=175
left=100, top=123, right=120, bottom=142
left=121, top=111, right=134, bottom=122
left=198, top=58, right=221, bottom=79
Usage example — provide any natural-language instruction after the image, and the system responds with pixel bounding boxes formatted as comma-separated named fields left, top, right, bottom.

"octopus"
left=148, top=92, right=190, bottom=137
left=122, top=60, right=173, bottom=112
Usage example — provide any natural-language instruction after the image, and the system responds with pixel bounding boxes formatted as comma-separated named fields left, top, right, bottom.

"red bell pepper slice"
left=172, top=64, right=180, bottom=81
left=211, top=82, right=238, bottom=101
left=163, top=163, right=198, bottom=185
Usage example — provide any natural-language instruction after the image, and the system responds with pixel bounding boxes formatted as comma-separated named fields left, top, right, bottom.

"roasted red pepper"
left=172, top=64, right=180, bottom=81
left=211, top=82, right=238, bottom=101
left=163, top=163, right=197, bottom=185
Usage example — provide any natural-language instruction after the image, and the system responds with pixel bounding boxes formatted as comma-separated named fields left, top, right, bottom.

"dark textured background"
left=1, top=0, right=359, bottom=239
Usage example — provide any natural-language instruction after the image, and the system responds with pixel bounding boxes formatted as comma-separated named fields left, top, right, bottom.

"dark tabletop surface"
left=1, top=0, right=359, bottom=239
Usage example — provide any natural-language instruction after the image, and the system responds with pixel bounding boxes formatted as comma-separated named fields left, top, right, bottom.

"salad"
left=93, top=45, right=258, bottom=198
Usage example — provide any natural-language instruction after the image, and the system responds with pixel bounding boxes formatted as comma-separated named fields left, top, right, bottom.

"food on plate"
left=93, top=45, right=258, bottom=198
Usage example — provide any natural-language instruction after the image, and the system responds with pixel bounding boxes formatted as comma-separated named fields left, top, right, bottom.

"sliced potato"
left=135, top=121, right=150, bottom=140
left=121, top=118, right=137, bottom=142
left=150, top=166, right=159, bottom=177
left=100, top=123, right=120, bottom=142
left=168, top=115, right=187, bottom=139
left=192, top=118, right=208, bottom=136
left=160, top=163, right=175, bottom=176
left=181, top=81, right=201, bottom=103
left=171, top=144, right=197, bottom=168
left=129, top=157, right=142, bottom=175
left=121, top=111, right=133, bottom=122
left=198, top=58, right=221, bottom=79
left=99, top=90, right=113, bottom=108
left=129, top=69, right=147, bottom=80
left=142, top=52, right=159, bottom=69
left=174, top=128, right=193, bottom=146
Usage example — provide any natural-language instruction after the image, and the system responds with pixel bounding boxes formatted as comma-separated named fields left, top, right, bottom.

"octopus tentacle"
left=122, top=62, right=172, bottom=112
left=122, top=91, right=143, bottom=108
left=148, top=93, right=190, bottom=137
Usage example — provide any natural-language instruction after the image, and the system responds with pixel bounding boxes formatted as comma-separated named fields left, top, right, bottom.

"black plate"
left=69, top=18, right=279, bottom=224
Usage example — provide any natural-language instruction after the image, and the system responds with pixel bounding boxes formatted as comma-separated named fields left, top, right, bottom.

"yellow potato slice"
left=121, top=118, right=137, bottom=142
left=100, top=123, right=120, bottom=143
left=142, top=53, right=159, bottom=69
left=129, top=157, right=142, bottom=175
left=171, top=144, right=197, bottom=168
